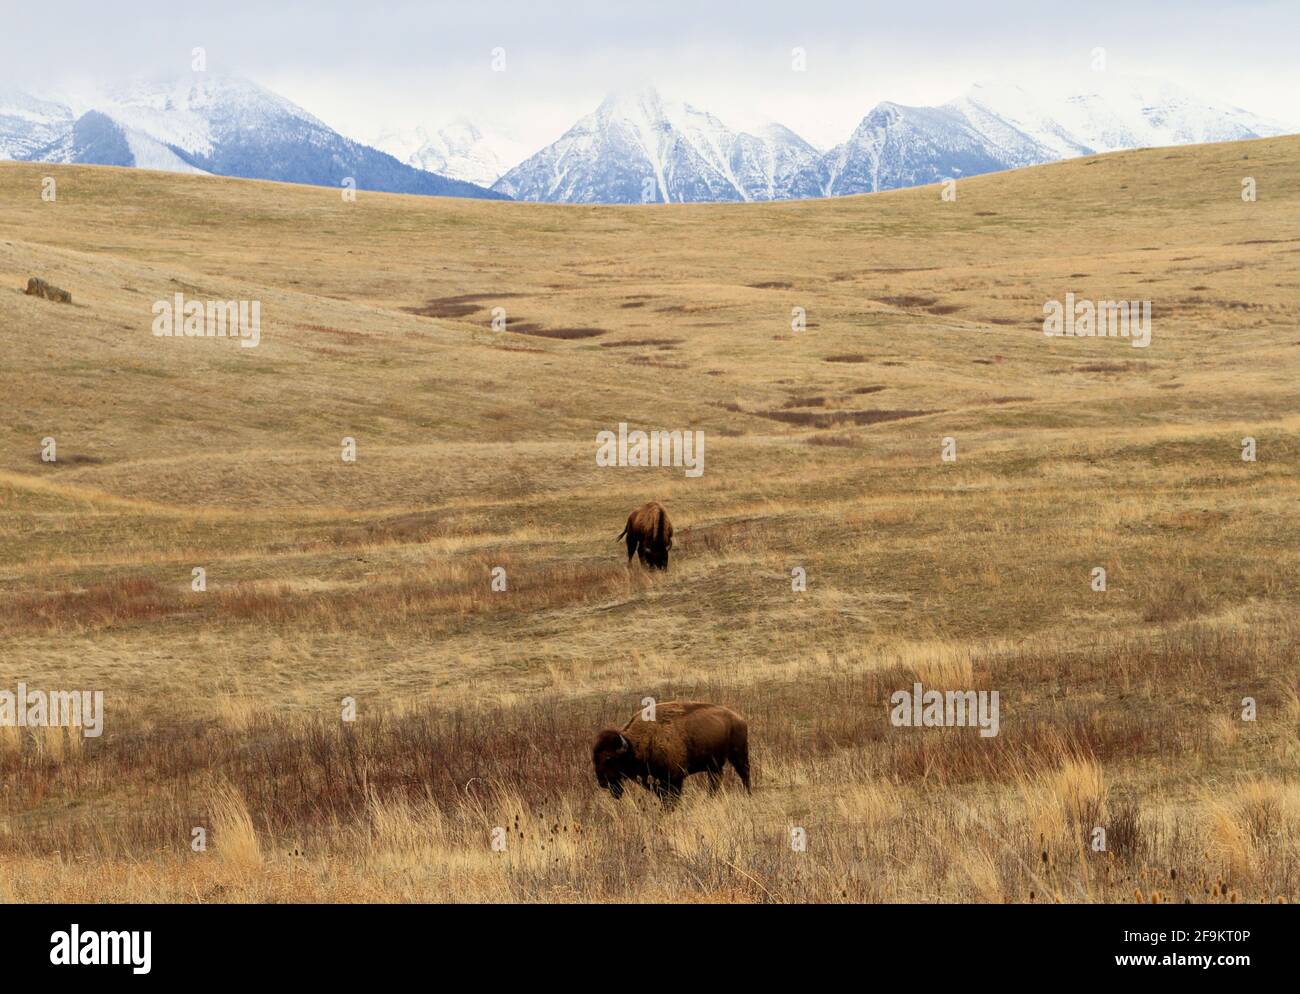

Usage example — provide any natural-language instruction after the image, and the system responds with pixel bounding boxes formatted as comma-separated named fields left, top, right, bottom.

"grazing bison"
left=592, top=701, right=751, bottom=807
left=616, top=500, right=673, bottom=570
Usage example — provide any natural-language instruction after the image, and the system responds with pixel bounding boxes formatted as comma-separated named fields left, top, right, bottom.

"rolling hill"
left=1, top=136, right=1298, bottom=902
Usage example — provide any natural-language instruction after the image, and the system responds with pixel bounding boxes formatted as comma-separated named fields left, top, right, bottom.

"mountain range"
left=2, top=74, right=1290, bottom=203
left=496, top=77, right=1291, bottom=202
left=0, top=76, right=506, bottom=199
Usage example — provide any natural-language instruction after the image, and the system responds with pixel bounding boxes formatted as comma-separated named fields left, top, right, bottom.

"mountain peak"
left=2, top=73, right=505, bottom=199
left=372, top=117, right=529, bottom=187
left=495, top=87, right=822, bottom=204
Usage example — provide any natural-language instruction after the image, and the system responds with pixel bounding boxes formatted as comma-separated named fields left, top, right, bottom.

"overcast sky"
left=3, top=0, right=1296, bottom=149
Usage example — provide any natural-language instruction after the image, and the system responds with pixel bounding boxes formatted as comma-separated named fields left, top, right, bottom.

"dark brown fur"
left=591, top=701, right=751, bottom=807
left=615, top=500, right=673, bottom=570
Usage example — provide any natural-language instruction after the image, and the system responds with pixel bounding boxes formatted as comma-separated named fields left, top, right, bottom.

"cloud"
left=5, top=0, right=1296, bottom=147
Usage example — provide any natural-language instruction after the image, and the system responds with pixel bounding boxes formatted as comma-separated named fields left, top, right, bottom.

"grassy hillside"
left=1, top=137, right=1297, bottom=902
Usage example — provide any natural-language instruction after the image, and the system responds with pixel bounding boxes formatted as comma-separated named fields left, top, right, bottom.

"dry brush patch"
left=1, top=626, right=1295, bottom=902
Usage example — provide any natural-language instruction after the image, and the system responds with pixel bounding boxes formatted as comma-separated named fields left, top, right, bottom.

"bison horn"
left=617, top=734, right=631, bottom=752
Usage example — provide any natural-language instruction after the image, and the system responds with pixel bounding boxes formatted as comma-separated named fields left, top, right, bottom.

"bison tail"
left=615, top=525, right=628, bottom=542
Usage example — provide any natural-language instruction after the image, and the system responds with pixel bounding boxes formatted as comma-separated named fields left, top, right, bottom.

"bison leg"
left=729, top=737, right=752, bottom=794
left=626, top=534, right=638, bottom=563
left=651, top=775, right=683, bottom=810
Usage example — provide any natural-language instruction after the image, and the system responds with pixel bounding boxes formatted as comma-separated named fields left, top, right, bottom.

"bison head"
left=592, top=728, right=635, bottom=798
left=645, top=532, right=672, bottom=569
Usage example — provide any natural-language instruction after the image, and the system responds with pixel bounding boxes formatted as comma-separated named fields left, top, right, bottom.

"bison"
left=592, top=701, right=751, bottom=807
left=616, top=500, right=673, bottom=570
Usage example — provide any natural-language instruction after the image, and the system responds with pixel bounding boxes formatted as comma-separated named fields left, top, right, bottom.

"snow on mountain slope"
left=13, top=74, right=505, bottom=198
left=959, top=76, right=1291, bottom=156
left=121, top=128, right=211, bottom=174
left=493, top=86, right=821, bottom=203
left=372, top=118, right=530, bottom=187
left=494, top=74, right=1290, bottom=202
left=0, top=88, right=74, bottom=160
left=820, top=74, right=1292, bottom=198
left=818, top=102, right=1017, bottom=195
left=9, top=72, right=1289, bottom=203
left=729, top=122, right=824, bottom=201
left=24, top=108, right=210, bottom=174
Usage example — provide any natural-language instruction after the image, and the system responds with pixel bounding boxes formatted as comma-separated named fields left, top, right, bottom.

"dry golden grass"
left=1, top=136, right=1298, bottom=902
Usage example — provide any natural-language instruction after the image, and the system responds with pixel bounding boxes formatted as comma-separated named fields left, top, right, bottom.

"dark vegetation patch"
left=403, top=293, right=524, bottom=319
left=926, top=304, right=962, bottom=315
left=748, top=280, right=793, bottom=290
left=24, top=277, right=72, bottom=303
left=860, top=267, right=939, bottom=274
left=850, top=385, right=887, bottom=395
left=754, top=408, right=935, bottom=428
left=488, top=344, right=545, bottom=354
left=626, top=355, right=687, bottom=368
left=598, top=338, right=682, bottom=349
left=876, top=295, right=938, bottom=308
left=824, top=354, right=868, bottom=364
left=781, top=396, right=827, bottom=408
left=1067, top=361, right=1142, bottom=374
left=507, top=322, right=605, bottom=340
left=34, top=453, right=104, bottom=466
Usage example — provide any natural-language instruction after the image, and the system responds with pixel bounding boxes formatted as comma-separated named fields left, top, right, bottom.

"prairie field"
left=0, top=137, right=1298, bottom=902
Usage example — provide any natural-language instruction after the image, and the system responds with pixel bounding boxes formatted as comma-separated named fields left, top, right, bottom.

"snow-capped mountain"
left=957, top=76, right=1290, bottom=158
left=3, top=75, right=505, bottom=199
left=493, top=87, right=822, bottom=203
left=824, top=75, right=1292, bottom=195
left=818, top=102, right=1022, bottom=196
left=0, top=87, right=75, bottom=160
left=493, top=76, right=1291, bottom=202
left=5, top=73, right=1290, bottom=204
left=372, top=118, right=530, bottom=187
